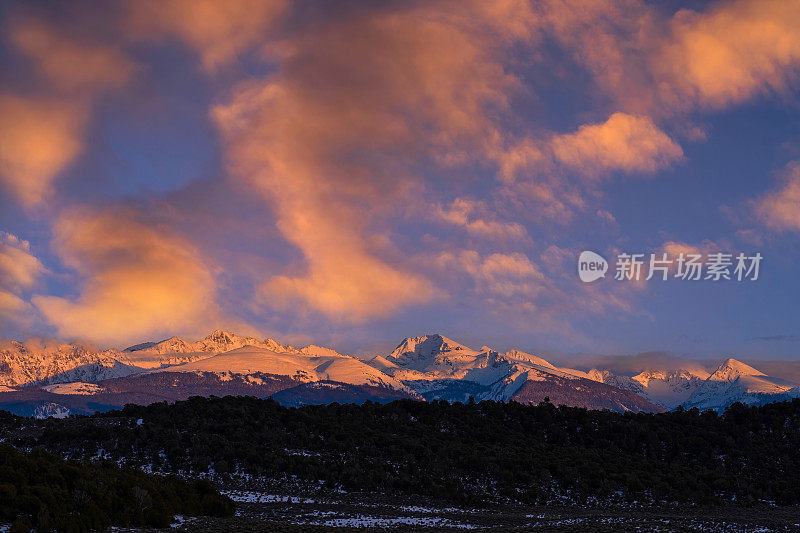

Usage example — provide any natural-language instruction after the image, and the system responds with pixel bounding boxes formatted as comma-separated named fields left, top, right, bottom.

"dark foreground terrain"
left=3, top=396, right=800, bottom=531
left=115, top=497, right=800, bottom=532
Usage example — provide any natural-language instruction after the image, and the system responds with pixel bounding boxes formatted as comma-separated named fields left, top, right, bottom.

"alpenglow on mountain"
left=1, top=331, right=798, bottom=418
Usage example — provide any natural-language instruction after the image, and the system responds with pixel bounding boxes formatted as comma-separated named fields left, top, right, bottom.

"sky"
left=0, top=0, right=799, bottom=361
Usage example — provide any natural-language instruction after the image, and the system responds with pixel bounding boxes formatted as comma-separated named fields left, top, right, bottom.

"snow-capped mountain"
left=123, top=330, right=290, bottom=368
left=682, top=358, right=800, bottom=411
left=0, top=330, right=796, bottom=417
left=153, top=345, right=410, bottom=392
left=0, top=330, right=346, bottom=387
left=384, top=334, right=482, bottom=372
left=367, top=334, right=662, bottom=411
left=588, top=368, right=710, bottom=409
left=0, top=339, right=140, bottom=387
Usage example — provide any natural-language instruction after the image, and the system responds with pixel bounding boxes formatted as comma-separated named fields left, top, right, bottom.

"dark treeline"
left=0, top=443, right=233, bottom=533
left=3, top=397, right=800, bottom=509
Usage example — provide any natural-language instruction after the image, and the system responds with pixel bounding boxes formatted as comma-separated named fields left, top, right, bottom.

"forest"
left=0, top=442, right=233, bottom=532
left=3, top=396, right=800, bottom=514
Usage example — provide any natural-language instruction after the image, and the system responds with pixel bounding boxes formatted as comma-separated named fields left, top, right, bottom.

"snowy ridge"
left=611, top=369, right=710, bottom=410
left=1, top=331, right=797, bottom=414
left=153, top=346, right=408, bottom=391
left=373, top=335, right=627, bottom=404
left=682, top=358, right=800, bottom=411
left=0, top=330, right=347, bottom=387
left=0, top=339, right=140, bottom=387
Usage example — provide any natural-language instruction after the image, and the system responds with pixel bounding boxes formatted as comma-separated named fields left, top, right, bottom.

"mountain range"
left=1, top=330, right=798, bottom=418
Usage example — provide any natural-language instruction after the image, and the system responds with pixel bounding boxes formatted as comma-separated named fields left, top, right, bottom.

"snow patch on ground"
left=300, top=512, right=477, bottom=529
left=42, top=382, right=105, bottom=395
left=221, top=490, right=317, bottom=504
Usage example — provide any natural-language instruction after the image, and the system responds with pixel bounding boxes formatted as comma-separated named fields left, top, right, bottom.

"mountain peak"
left=710, top=358, right=765, bottom=381
left=388, top=334, right=470, bottom=361
left=204, top=330, right=236, bottom=343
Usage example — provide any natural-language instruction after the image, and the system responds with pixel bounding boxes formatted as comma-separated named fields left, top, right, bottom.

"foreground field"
left=108, top=490, right=800, bottom=532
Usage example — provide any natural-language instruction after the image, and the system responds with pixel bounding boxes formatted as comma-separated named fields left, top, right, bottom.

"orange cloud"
left=496, top=113, right=682, bottom=222
left=754, top=162, right=800, bottom=232
left=32, top=208, right=219, bottom=345
left=539, top=0, right=659, bottom=114
left=656, top=0, right=800, bottom=110
left=436, top=198, right=529, bottom=241
left=1, top=18, right=135, bottom=209
left=500, top=113, right=683, bottom=181
left=0, top=291, right=30, bottom=316
left=434, top=250, right=545, bottom=300
left=212, top=1, right=539, bottom=321
left=549, top=113, right=684, bottom=178
left=0, top=232, right=44, bottom=293
left=660, top=239, right=721, bottom=271
left=126, top=0, right=288, bottom=72
left=0, top=95, right=86, bottom=208
left=0, top=232, right=44, bottom=334
left=542, top=0, right=800, bottom=115
left=661, top=239, right=721, bottom=258
left=10, top=19, right=135, bottom=93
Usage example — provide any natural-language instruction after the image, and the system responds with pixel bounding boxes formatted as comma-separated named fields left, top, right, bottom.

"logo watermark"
left=578, top=251, right=762, bottom=283
left=578, top=251, right=608, bottom=283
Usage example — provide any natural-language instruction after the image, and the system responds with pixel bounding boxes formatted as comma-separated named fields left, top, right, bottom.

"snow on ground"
left=221, top=490, right=317, bottom=504
left=155, top=346, right=408, bottom=390
left=42, top=382, right=105, bottom=395
left=299, top=512, right=477, bottom=529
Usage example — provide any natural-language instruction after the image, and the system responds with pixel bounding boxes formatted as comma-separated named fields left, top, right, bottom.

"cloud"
left=436, top=198, right=528, bottom=241
left=0, top=232, right=44, bottom=335
left=654, top=239, right=724, bottom=277
left=434, top=250, right=545, bottom=300
left=655, top=0, right=800, bottom=110
left=542, top=0, right=800, bottom=114
left=548, top=351, right=712, bottom=376
left=502, top=113, right=684, bottom=182
left=125, top=0, right=288, bottom=72
left=0, top=231, right=44, bottom=293
left=32, top=207, right=219, bottom=346
left=549, top=113, right=683, bottom=178
left=660, top=239, right=721, bottom=258
left=497, top=113, right=682, bottom=221
left=0, top=290, right=36, bottom=337
left=596, top=209, right=616, bottom=223
left=0, top=94, right=86, bottom=209
left=754, top=161, right=800, bottom=232
left=538, top=0, right=660, bottom=114
left=0, top=18, right=135, bottom=209
left=212, top=1, right=540, bottom=321
left=4, top=0, right=795, bottom=347
left=0, top=291, right=30, bottom=317
left=10, top=18, right=135, bottom=93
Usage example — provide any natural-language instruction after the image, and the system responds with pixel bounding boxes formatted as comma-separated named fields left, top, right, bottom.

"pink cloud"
left=754, top=162, right=800, bottom=232
left=125, top=0, right=288, bottom=73
left=211, top=1, right=540, bottom=321
left=0, top=95, right=86, bottom=209
left=32, top=207, right=221, bottom=345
